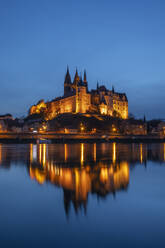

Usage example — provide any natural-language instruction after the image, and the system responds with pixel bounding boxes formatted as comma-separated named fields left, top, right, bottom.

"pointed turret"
left=84, top=70, right=87, bottom=83
left=143, top=115, right=146, bottom=123
left=75, top=68, right=78, bottom=76
left=73, top=68, right=80, bottom=84
left=64, top=66, right=72, bottom=96
left=83, top=70, right=88, bottom=90
left=97, top=82, right=99, bottom=90
left=79, top=74, right=83, bottom=84
left=112, top=85, right=115, bottom=93
left=64, top=66, right=71, bottom=85
left=67, top=65, right=69, bottom=74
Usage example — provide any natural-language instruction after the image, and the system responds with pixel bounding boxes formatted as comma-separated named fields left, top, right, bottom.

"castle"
left=29, top=67, right=128, bottom=119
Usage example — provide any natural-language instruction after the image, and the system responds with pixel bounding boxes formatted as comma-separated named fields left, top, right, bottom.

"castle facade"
left=29, top=68, right=128, bottom=119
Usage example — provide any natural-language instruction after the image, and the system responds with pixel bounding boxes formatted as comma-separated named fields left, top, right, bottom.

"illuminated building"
left=0, top=120, right=6, bottom=132
left=29, top=67, right=128, bottom=119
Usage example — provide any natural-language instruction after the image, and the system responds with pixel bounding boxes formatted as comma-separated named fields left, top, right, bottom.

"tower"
left=73, top=68, right=80, bottom=85
left=64, top=66, right=72, bottom=96
left=75, top=70, right=89, bottom=114
left=83, top=70, right=88, bottom=90
left=84, top=70, right=87, bottom=83
left=97, top=82, right=99, bottom=91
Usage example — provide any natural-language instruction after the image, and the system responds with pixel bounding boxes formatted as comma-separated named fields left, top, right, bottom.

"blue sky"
left=0, top=0, right=165, bottom=119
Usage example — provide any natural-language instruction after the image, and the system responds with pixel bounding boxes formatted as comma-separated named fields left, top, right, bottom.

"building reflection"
left=28, top=143, right=130, bottom=215
left=0, top=142, right=165, bottom=215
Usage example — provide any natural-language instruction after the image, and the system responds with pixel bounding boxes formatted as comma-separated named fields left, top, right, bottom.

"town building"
left=0, top=114, right=13, bottom=120
left=29, top=68, right=128, bottom=120
left=0, top=120, right=6, bottom=132
left=123, top=119, right=147, bottom=135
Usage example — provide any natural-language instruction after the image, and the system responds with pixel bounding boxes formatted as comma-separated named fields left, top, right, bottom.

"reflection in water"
left=29, top=143, right=129, bottom=214
left=113, top=142, right=116, bottom=163
left=1, top=142, right=165, bottom=215
left=30, top=159, right=129, bottom=214
left=43, top=144, right=46, bottom=167
left=80, top=143, right=84, bottom=165
left=64, top=143, right=68, bottom=162
left=93, top=143, right=96, bottom=162
left=140, top=143, right=143, bottom=164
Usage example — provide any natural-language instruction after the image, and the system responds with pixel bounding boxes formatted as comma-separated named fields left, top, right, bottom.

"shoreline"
left=0, top=133, right=164, bottom=143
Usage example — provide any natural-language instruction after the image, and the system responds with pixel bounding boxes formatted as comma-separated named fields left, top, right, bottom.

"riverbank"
left=0, top=132, right=165, bottom=143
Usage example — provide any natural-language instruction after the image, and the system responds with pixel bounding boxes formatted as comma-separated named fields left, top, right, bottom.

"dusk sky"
left=0, top=0, right=165, bottom=119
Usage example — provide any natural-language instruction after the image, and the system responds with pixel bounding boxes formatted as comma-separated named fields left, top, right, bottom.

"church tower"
left=73, top=68, right=80, bottom=86
left=83, top=70, right=88, bottom=91
left=75, top=69, right=90, bottom=113
left=64, top=66, right=72, bottom=96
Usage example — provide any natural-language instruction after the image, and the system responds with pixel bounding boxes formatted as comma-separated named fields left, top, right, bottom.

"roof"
left=100, top=96, right=107, bottom=105
left=113, top=92, right=128, bottom=101
left=98, top=85, right=107, bottom=91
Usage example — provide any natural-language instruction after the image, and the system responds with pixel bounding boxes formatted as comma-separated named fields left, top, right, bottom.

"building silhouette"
left=29, top=67, right=128, bottom=119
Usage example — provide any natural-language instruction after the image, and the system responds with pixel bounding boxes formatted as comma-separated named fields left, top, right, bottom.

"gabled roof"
left=98, top=85, right=107, bottom=92
left=100, top=96, right=107, bottom=105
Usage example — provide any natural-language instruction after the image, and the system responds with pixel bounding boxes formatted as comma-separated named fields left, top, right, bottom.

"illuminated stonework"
left=29, top=68, right=128, bottom=119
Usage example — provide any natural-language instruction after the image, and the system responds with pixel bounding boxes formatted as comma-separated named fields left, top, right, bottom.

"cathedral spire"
left=79, top=74, right=83, bottom=85
left=84, top=70, right=87, bottom=83
left=75, top=68, right=78, bottom=77
left=74, top=68, right=80, bottom=84
left=67, top=65, right=69, bottom=74
left=64, top=66, right=71, bottom=85
left=97, top=81, right=99, bottom=90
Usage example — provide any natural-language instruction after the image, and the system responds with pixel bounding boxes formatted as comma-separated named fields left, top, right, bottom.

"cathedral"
left=29, top=67, right=128, bottom=119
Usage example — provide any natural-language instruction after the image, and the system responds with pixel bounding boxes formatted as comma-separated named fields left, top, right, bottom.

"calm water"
left=0, top=142, right=165, bottom=248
